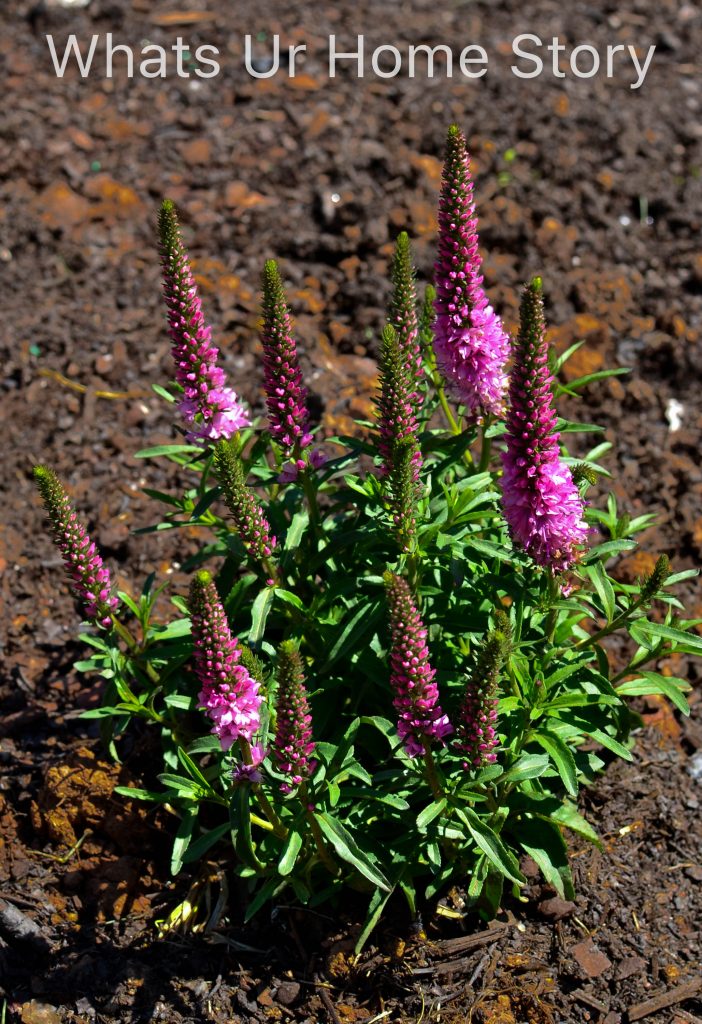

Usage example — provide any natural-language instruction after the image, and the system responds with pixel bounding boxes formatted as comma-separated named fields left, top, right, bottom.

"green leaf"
left=158, top=772, right=201, bottom=797
left=186, top=736, right=222, bottom=755
left=278, top=830, right=304, bottom=876
left=464, top=537, right=512, bottom=562
left=545, top=802, right=603, bottom=849
left=249, top=587, right=275, bottom=645
left=664, top=570, right=699, bottom=587
left=501, top=753, right=550, bottom=784
left=417, top=799, right=447, bottom=831
left=516, top=816, right=574, bottom=900
left=586, top=562, right=616, bottom=623
left=544, top=692, right=619, bottom=712
left=135, top=444, right=202, bottom=459
left=232, top=788, right=265, bottom=872
left=616, top=672, right=691, bottom=716
left=152, top=383, right=176, bottom=403
left=556, top=366, right=629, bottom=395
left=582, top=539, right=637, bottom=563
left=149, top=618, right=192, bottom=641
left=275, top=589, right=305, bottom=613
left=284, top=510, right=309, bottom=551
left=355, top=886, right=395, bottom=955
left=455, top=808, right=525, bottom=885
left=117, top=590, right=143, bottom=618
left=532, top=731, right=579, bottom=797
left=467, top=854, right=488, bottom=900
left=171, top=807, right=198, bottom=874
left=633, top=620, right=702, bottom=655
left=244, top=877, right=285, bottom=923
left=113, top=786, right=170, bottom=803
left=322, top=601, right=382, bottom=671
left=177, top=747, right=213, bottom=791
left=183, top=822, right=231, bottom=863
left=165, top=693, right=198, bottom=711
left=314, top=813, right=391, bottom=891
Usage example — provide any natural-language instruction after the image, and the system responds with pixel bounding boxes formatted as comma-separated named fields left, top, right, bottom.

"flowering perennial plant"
left=35, top=124, right=701, bottom=947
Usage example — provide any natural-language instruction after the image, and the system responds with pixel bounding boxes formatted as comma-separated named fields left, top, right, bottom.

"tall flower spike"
left=433, top=124, right=510, bottom=419
left=158, top=200, right=250, bottom=444
left=389, top=232, right=422, bottom=404
left=384, top=573, right=453, bottom=758
left=33, top=466, right=119, bottom=628
left=376, top=325, right=422, bottom=550
left=500, top=279, right=588, bottom=571
left=455, top=612, right=512, bottom=768
left=272, top=641, right=315, bottom=793
left=261, top=260, right=313, bottom=460
left=189, top=571, right=262, bottom=750
left=213, top=441, right=277, bottom=566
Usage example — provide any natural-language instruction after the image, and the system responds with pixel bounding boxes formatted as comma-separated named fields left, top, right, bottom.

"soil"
left=1, top=0, right=701, bottom=1021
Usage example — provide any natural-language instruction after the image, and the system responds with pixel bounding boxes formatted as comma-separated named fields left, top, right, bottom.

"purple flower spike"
left=33, top=465, right=119, bottom=628
left=158, top=200, right=250, bottom=444
left=455, top=613, right=511, bottom=769
left=500, top=279, right=588, bottom=572
left=189, top=571, right=262, bottom=750
left=272, top=641, right=315, bottom=793
left=261, top=260, right=313, bottom=459
left=433, top=125, right=510, bottom=419
left=384, top=573, right=453, bottom=758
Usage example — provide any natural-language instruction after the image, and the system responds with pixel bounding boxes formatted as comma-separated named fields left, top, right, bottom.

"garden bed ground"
left=1, top=0, right=701, bottom=1020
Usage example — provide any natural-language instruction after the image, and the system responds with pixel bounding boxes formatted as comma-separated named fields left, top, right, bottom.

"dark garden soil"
left=1, top=0, right=702, bottom=1020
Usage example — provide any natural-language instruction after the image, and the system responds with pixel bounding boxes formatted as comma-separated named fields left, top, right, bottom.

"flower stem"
left=423, top=745, right=444, bottom=802
left=300, top=784, right=338, bottom=876
left=477, top=417, right=493, bottom=473
left=240, top=739, right=288, bottom=839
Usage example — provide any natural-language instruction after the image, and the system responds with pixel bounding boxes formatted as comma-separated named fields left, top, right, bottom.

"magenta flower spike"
left=188, top=571, right=262, bottom=750
left=272, top=641, right=315, bottom=793
left=158, top=200, right=250, bottom=444
left=261, top=260, right=313, bottom=462
left=433, top=125, right=510, bottom=419
left=384, top=573, right=453, bottom=758
left=33, top=465, right=119, bottom=628
left=500, top=279, right=588, bottom=572
left=455, top=613, right=511, bottom=769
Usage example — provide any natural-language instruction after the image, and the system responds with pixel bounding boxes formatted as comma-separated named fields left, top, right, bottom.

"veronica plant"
left=35, top=126, right=701, bottom=948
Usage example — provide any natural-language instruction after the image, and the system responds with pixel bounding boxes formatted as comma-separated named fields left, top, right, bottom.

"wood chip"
left=150, top=11, right=217, bottom=25
left=627, top=978, right=702, bottom=1021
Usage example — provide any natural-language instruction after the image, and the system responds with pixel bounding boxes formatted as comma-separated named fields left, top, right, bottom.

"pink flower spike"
left=188, top=571, right=262, bottom=750
left=33, top=465, right=119, bottom=628
left=433, top=125, right=510, bottom=420
left=272, top=641, right=315, bottom=793
left=261, top=260, right=313, bottom=459
left=159, top=201, right=250, bottom=445
left=384, top=573, right=453, bottom=758
left=500, top=279, right=588, bottom=572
